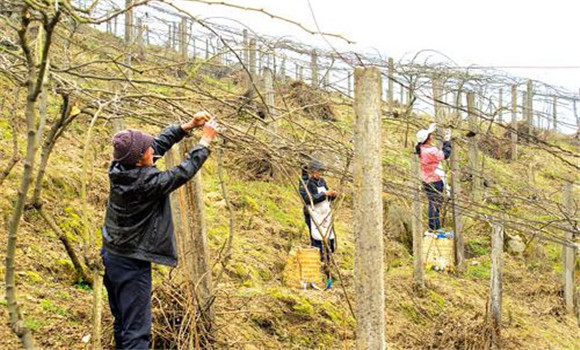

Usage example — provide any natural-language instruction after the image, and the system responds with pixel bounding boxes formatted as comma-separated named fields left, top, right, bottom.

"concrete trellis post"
left=298, top=65, right=304, bottom=81
left=510, top=85, right=518, bottom=161
left=249, top=38, right=256, bottom=79
left=450, top=143, right=464, bottom=273
left=552, top=96, right=557, bottom=132
left=387, top=57, right=394, bottom=112
left=353, top=67, right=385, bottom=350
left=124, top=0, right=133, bottom=45
left=172, top=22, right=178, bottom=50
left=136, top=18, right=144, bottom=60
left=489, top=220, right=504, bottom=350
left=467, top=92, right=480, bottom=201
left=205, top=38, right=209, bottom=59
left=526, top=80, right=533, bottom=134
left=347, top=72, right=352, bottom=98
left=124, top=0, right=133, bottom=71
left=180, top=17, right=187, bottom=60
left=113, top=16, right=118, bottom=36
left=310, top=49, right=319, bottom=89
left=295, top=63, right=299, bottom=81
left=279, top=57, right=286, bottom=80
left=263, top=68, right=276, bottom=127
left=498, top=88, right=503, bottom=124
left=433, top=76, right=444, bottom=126
left=563, top=183, right=576, bottom=314
left=242, top=29, right=248, bottom=67
left=167, top=23, right=172, bottom=48
left=411, top=154, right=424, bottom=289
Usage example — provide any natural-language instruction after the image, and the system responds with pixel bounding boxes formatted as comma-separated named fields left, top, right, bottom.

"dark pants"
left=311, top=237, right=335, bottom=262
left=304, top=209, right=312, bottom=236
left=423, top=180, right=444, bottom=231
left=102, top=249, right=152, bottom=350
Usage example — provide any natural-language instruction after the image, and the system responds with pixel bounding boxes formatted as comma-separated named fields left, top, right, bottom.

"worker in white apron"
left=299, top=160, right=337, bottom=288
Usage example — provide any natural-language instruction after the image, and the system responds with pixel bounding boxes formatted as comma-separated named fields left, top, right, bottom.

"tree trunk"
left=353, top=66, right=386, bottom=350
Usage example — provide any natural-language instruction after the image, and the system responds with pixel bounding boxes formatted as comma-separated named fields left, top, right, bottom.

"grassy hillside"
left=0, top=20, right=578, bottom=350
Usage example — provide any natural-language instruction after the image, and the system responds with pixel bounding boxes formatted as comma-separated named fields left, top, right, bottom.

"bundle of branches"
left=230, top=145, right=277, bottom=181
left=478, top=136, right=513, bottom=160
left=149, top=277, right=202, bottom=350
left=284, top=80, right=336, bottom=121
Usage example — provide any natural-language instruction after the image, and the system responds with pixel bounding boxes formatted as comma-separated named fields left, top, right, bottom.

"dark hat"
left=112, top=129, right=154, bottom=166
left=307, top=159, right=325, bottom=172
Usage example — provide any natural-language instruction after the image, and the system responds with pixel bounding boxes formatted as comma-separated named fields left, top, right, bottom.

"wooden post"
left=467, top=92, right=480, bottom=201
left=552, top=96, right=557, bottom=132
left=411, top=154, right=425, bottom=289
left=353, top=66, right=385, bottom=350
left=563, top=183, right=576, bottom=314
left=310, top=49, right=318, bottom=89
left=489, top=220, right=504, bottom=350
left=510, top=85, right=518, bottom=161
left=387, top=57, right=394, bottom=113
left=450, top=142, right=465, bottom=273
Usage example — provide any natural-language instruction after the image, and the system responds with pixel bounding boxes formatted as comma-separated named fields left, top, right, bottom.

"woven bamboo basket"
left=423, top=234, right=454, bottom=272
left=282, top=247, right=322, bottom=288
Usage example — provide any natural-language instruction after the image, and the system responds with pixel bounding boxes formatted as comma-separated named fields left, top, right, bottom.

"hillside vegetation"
left=0, top=12, right=579, bottom=350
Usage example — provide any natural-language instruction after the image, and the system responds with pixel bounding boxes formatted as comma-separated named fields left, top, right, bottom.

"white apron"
left=309, top=186, right=335, bottom=241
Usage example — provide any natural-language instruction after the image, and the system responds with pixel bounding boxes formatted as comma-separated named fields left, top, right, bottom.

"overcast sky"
left=175, top=0, right=580, bottom=131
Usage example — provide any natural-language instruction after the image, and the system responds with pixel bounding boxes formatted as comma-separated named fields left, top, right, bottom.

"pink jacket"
left=419, top=144, right=445, bottom=183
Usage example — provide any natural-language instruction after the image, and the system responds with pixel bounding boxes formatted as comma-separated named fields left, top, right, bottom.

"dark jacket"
left=102, top=125, right=210, bottom=267
left=299, top=169, right=331, bottom=211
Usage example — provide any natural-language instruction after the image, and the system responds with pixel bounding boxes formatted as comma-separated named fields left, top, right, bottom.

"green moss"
left=399, top=301, right=425, bottom=325
left=293, top=301, right=314, bottom=317
left=466, top=239, right=489, bottom=257
left=24, top=318, right=45, bottom=331
left=40, top=299, right=68, bottom=316
left=429, top=290, right=445, bottom=308
left=465, top=262, right=491, bottom=280
left=25, top=271, right=44, bottom=284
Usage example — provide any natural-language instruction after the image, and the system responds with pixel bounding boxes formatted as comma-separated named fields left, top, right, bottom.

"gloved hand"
left=182, top=111, right=212, bottom=132
left=444, top=128, right=452, bottom=142
left=199, top=118, right=219, bottom=147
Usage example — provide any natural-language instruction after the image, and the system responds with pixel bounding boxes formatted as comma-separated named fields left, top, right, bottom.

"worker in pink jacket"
left=415, top=124, right=452, bottom=232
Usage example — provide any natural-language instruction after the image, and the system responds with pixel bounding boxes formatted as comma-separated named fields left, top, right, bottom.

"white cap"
left=416, top=123, right=437, bottom=143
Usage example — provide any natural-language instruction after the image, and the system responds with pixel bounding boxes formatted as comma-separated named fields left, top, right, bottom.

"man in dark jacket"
left=101, top=112, right=218, bottom=350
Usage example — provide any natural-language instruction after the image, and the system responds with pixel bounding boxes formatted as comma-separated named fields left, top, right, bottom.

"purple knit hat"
left=112, top=129, right=154, bottom=166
